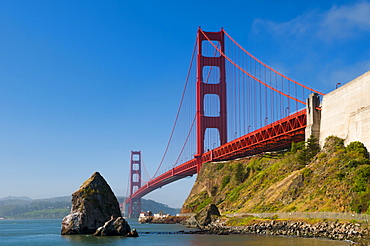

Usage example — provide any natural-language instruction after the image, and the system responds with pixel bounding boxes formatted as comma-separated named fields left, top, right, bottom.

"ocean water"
left=0, top=219, right=351, bottom=245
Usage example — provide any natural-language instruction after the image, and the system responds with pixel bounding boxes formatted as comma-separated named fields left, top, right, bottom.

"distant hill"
left=0, top=196, right=71, bottom=219
left=34, top=196, right=71, bottom=202
left=0, top=199, right=32, bottom=207
left=117, top=196, right=181, bottom=215
left=0, top=196, right=180, bottom=219
left=0, top=196, right=32, bottom=201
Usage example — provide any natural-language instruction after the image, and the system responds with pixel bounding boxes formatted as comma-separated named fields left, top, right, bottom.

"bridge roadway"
left=126, top=109, right=307, bottom=203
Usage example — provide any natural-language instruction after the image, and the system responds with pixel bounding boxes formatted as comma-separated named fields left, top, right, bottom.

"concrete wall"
left=319, top=71, right=370, bottom=149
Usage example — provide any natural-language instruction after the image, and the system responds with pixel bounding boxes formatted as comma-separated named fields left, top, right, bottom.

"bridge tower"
left=195, top=28, right=227, bottom=172
left=128, top=150, right=141, bottom=218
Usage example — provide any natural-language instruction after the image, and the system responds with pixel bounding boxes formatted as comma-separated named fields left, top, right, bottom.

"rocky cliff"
left=182, top=136, right=370, bottom=214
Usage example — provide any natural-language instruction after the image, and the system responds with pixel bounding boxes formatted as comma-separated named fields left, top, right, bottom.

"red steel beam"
left=126, top=110, right=306, bottom=203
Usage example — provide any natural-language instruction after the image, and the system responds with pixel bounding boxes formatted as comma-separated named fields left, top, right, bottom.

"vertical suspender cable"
left=151, top=38, right=197, bottom=179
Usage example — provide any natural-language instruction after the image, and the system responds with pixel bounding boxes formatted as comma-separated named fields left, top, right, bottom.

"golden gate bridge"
left=125, top=28, right=325, bottom=217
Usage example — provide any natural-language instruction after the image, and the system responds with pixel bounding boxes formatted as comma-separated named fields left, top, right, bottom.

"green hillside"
left=0, top=196, right=180, bottom=219
left=0, top=197, right=71, bottom=219
left=182, top=136, right=370, bottom=214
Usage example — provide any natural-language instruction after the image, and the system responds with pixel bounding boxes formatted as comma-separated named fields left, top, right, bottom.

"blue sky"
left=0, top=0, right=369, bottom=208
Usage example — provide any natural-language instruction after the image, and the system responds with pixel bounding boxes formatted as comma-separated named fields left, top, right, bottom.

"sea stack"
left=61, top=172, right=134, bottom=236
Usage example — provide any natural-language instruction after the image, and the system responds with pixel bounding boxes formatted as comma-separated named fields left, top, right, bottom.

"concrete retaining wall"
left=319, top=71, right=370, bottom=149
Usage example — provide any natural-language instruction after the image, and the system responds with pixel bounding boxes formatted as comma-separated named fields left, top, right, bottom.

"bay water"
left=0, top=218, right=351, bottom=245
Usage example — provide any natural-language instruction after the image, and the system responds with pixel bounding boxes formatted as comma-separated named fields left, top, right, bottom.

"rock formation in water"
left=93, top=215, right=131, bottom=236
left=61, top=172, right=133, bottom=236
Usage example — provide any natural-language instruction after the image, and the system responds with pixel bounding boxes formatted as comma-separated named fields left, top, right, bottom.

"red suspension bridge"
left=125, top=28, right=325, bottom=217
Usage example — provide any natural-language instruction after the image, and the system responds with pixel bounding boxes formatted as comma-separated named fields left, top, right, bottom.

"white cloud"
left=249, top=1, right=370, bottom=92
left=251, top=11, right=318, bottom=39
left=318, top=1, right=370, bottom=40
left=252, top=1, right=370, bottom=42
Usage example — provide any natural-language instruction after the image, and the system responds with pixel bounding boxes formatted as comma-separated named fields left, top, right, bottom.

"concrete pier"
left=305, top=93, right=321, bottom=141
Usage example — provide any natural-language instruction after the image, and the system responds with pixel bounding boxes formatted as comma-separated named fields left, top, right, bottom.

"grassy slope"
left=182, top=136, right=370, bottom=214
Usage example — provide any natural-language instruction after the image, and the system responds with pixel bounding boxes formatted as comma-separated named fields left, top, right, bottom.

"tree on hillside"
left=297, top=135, right=320, bottom=166
left=234, top=162, right=245, bottom=183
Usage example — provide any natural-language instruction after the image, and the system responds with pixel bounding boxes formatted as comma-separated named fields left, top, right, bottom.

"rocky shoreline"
left=140, top=204, right=370, bottom=244
left=190, top=219, right=368, bottom=242
left=185, top=205, right=369, bottom=243
left=141, top=217, right=369, bottom=244
left=138, top=215, right=188, bottom=224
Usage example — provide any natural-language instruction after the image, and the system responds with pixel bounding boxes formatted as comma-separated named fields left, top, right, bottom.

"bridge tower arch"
left=195, top=28, right=227, bottom=172
left=128, top=150, right=141, bottom=218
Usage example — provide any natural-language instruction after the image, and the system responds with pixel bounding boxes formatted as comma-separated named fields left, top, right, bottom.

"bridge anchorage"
left=124, top=27, right=325, bottom=218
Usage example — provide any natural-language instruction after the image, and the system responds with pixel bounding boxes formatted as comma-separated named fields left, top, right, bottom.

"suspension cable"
left=223, top=29, right=325, bottom=96
left=141, top=158, right=151, bottom=180
left=125, top=170, right=130, bottom=198
left=151, top=36, right=198, bottom=179
left=132, top=169, right=148, bottom=184
left=173, top=114, right=196, bottom=168
left=199, top=29, right=307, bottom=105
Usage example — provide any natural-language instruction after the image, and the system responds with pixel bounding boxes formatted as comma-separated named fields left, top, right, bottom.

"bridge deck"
left=126, top=109, right=306, bottom=203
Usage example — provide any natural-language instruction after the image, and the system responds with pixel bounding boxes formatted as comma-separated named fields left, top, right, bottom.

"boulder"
left=125, top=229, right=139, bottom=237
left=61, top=172, right=129, bottom=235
left=183, top=215, right=199, bottom=228
left=194, top=204, right=221, bottom=227
left=93, top=216, right=132, bottom=236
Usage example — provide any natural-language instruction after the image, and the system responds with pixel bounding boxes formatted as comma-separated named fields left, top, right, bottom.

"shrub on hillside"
left=346, top=141, right=369, bottom=158
left=352, top=165, right=370, bottom=192
left=350, top=192, right=370, bottom=214
left=323, top=135, right=345, bottom=152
